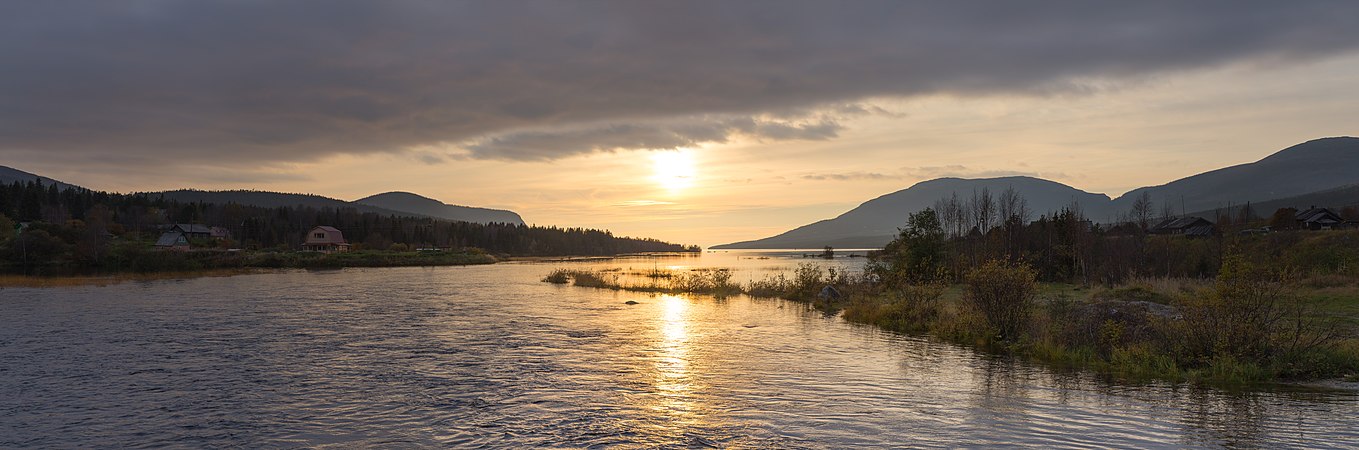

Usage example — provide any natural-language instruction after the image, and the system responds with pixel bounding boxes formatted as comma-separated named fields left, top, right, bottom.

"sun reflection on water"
left=651, top=294, right=701, bottom=425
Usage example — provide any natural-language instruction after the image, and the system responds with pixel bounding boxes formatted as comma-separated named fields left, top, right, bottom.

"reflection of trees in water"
left=973, top=355, right=1033, bottom=413
left=1180, top=388, right=1268, bottom=447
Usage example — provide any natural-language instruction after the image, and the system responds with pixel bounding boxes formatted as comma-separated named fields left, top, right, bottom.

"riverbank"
left=542, top=264, right=1359, bottom=386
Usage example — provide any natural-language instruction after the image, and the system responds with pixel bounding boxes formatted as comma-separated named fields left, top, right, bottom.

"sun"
left=651, top=149, right=696, bottom=193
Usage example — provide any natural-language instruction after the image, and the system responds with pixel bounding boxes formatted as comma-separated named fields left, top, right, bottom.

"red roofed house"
left=303, top=226, right=351, bottom=253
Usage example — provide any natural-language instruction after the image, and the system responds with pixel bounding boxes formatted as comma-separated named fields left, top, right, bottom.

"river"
left=2, top=250, right=1356, bottom=448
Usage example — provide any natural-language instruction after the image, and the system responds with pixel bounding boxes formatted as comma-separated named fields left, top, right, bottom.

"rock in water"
left=817, top=285, right=843, bottom=302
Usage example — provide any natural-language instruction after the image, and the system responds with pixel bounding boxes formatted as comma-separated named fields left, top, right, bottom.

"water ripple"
left=2, top=262, right=1357, bottom=448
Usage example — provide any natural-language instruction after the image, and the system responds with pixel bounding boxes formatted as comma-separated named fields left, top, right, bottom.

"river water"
left=2, top=250, right=1357, bottom=448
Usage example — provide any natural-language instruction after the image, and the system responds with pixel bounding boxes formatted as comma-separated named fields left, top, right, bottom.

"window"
left=314, top=233, right=325, bottom=239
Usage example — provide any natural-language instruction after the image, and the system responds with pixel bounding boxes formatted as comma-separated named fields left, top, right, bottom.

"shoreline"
left=540, top=266, right=1359, bottom=388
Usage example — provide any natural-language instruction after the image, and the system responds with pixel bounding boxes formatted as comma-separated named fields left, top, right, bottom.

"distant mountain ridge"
left=1110, top=137, right=1359, bottom=214
left=715, top=176, right=1112, bottom=249
left=0, top=166, right=79, bottom=191
left=0, top=165, right=526, bottom=226
left=716, top=137, right=1359, bottom=249
left=152, top=189, right=420, bottom=218
left=153, top=189, right=526, bottom=226
left=356, top=192, right=524, bottom=225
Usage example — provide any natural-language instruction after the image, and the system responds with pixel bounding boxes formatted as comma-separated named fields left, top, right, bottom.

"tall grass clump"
left=542, top=269, right=570, bottom=284
left=673, top=268, right=742, bottom=297
left=842, top=280, right=945, bottom=334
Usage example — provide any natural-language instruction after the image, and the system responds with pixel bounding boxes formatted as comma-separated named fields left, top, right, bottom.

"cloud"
left=4, top=1, right=1359, bottom=168
left=903, top=165, right=1071, bottom=180
left=614, top=200, right=677, bottom=207
left=461, top=115, right=842, bottom=160
left=801, top=172, right=899, bottom=181
left=803, top=166, right=1075, bottom=182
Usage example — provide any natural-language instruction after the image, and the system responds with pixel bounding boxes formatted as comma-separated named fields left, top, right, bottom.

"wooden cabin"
left=302, top=226, right=350, bottom=253
left=1295, top=207, right=1344, bottom=230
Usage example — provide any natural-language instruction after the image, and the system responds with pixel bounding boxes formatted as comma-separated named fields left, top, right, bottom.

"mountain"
left=153, top=189, right=526, bottom=225
left=716, top=137, right=1359, bottom=249
left=0, top=166, right=79, bottom=191
left=355, top=192, right=524, bottom=225
left=713, top=176, right=1112, bottom=249
left=1110, top=137, right=1359, bottom=214
left=2, top=164, right=526, bottom=226
left=153, top=190, right=418, bottom=217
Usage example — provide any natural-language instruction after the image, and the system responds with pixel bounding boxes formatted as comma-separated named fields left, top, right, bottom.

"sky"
left=3, top=1, right=1359, bottom=247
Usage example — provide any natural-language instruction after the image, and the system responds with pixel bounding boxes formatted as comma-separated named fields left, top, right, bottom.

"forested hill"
left=0, top=178, right=696, bottom=257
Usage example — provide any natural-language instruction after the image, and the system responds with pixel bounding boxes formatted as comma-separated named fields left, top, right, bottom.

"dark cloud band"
left=3, top=1, right=1357, bottom=166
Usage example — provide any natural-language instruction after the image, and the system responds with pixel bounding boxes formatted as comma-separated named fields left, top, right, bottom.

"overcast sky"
left=4, top=1, right=1359, bottom=245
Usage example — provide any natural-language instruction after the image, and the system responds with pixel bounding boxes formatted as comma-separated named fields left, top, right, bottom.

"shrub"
left=791, top=262, right=825, bottom=300
left=964, top=259, right=1037, bottom=341
left=1170, top=254, right=1345, bottom=375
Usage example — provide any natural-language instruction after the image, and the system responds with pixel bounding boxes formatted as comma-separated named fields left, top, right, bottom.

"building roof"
left=1150, top=217, right=1213, bottom=233
left=1296, top=207, right=1342, bottom=224
left=155, top=231, right=189, bottom=247
left=171, top=223, right=213, bottom=234
left=1182, top=224, right=1216, bottom=237
left=306, top=226, right=348, bottom=244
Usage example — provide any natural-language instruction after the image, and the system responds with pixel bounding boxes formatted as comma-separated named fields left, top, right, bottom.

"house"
left=154, top=231, right=191, bottom=251
left=169, top=223, right=213, bottom=239
left=1295, top=207, right=1344, bottom=230
left=209, top=226, right=232, bottom=240
left=302, top=226, right=350, bottom=253
left=1149, top=217, right=1215, bottom=237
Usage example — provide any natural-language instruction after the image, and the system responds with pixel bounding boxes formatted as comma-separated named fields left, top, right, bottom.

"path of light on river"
left=2, top=253, right=1358, bottom=448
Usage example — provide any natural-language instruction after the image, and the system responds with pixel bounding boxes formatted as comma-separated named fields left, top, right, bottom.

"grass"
left=542, top=267, right=743, bottom=297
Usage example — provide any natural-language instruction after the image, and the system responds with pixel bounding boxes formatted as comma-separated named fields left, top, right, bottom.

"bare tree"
left=1159, top=198, right=1176, bottom=223
left=1130, top=191, right=1154, bottom=230
left=998, top=187, right=1030, bottom=225
left=937, top=192, right=967, bottom=238
left=971, top=187, right=995, bottom=233
left=933, top=197, right=955, bottom=238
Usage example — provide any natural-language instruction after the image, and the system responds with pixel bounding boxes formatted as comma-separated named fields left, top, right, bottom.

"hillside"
left=151, top=190, right=419, bottom=217
left=1183, top=183, right=1359, bottom=221
left=1110, top=137, right=1359, bottom=213
left=355, top=192, right=524, bottom=225
left=152, top=189, right=525, bottom=226
left=713, top=176, right=1112, bottom=249
left=0, top=166, right=79, bottom=191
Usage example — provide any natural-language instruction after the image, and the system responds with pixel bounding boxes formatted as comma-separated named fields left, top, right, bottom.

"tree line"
left=875, top=187, right=1359, bottom=286
left=0, top=178, right=698, bottom=268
